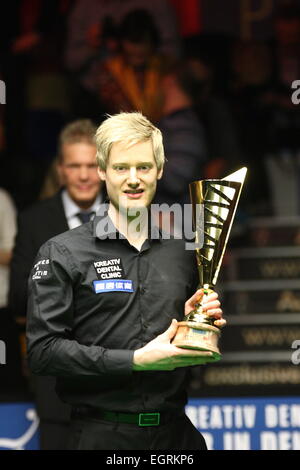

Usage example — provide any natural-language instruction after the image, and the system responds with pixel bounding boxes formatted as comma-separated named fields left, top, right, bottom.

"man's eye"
left=138, top=166, right=150, bottom=171
left=115, top=166, right=126, bottom=172
left=67, top=164, right=79, bottom=169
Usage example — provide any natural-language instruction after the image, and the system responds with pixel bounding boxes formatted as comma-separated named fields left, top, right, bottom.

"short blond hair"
left=58, top=119, right=97, bottom=161
left=95, top=112, right=165, bottom=171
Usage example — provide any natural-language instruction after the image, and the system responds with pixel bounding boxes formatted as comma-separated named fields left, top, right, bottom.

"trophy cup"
left=172, top=167, right=247, bottom=361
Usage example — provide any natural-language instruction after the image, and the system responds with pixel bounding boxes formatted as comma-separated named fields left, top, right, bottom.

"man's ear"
left=98, top=167, right=106, bottom=181
left=157, top=167, right=163, bottom=180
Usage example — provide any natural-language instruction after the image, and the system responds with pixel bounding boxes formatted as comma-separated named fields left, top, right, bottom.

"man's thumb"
left=160, top=319, right=178, bottom=342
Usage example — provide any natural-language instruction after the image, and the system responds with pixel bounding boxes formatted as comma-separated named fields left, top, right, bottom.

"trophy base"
left=172, top=321, right=221, bottom=362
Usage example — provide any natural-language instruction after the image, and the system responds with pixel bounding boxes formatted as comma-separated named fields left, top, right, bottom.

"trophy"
left=172, top=167, right=247, bottom=361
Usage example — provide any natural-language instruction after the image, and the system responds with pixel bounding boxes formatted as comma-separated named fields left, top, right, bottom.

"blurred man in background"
left=9, top=119, right=103, bottom=450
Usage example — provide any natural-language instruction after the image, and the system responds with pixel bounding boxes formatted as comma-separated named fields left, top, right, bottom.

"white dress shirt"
left=61, top=189, right=102, bottom=230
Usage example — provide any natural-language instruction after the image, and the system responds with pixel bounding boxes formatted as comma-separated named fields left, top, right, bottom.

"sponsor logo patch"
left=32, top=259, right=50, bottom=280
left=93, top=279, right=133, bottom=293
left=93, top=257, right=125, bottom=280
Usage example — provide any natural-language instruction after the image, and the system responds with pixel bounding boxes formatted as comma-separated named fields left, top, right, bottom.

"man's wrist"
left=132, top=349, right=144, bottom=371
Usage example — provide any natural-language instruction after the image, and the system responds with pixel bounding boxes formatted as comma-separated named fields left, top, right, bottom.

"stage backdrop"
left=0, top=403, right=39, bottom=450
left=186, top=396, right=300, bottom=450
left=0, top=398, right=299, bottom=450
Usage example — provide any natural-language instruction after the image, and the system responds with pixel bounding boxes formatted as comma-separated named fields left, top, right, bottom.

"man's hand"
left=185, top=289, right=226, bottom=328
left=133, top=319, right=215, bottom=371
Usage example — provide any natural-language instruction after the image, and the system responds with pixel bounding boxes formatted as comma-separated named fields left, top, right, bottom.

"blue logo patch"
left=93, top=279, right=134, bottom=293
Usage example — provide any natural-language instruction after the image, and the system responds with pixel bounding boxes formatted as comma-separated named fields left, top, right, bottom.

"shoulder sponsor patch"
left=32, top=259, right=50, bottom=280
left=93, top=279, right=134, bottom=293
left=93, top=257, right=125, bottom=280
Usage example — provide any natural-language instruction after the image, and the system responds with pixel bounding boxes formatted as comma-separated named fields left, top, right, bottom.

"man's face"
left=58, top=141, right=100, bottom=209
left=98, top=140, right=162, bottom=214
left=121, top=40, right=153, bottom=68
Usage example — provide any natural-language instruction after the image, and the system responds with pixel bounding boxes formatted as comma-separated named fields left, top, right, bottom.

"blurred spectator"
left=65, top=0, right=181, bottom=85
left=0, top=188, right=24, bottom=395
left=4, top=0, right=73, bottom=182
left=154, top=61, right=207, bottom=208
left=0, top=188, right=16, bottom=310
left=39, top=157, right=62, bottom=200
left=84, top=9, right=172, bottom=122
left=10, top=119, right=103, bottom=322
left=9, top=119, right=104, bottom=450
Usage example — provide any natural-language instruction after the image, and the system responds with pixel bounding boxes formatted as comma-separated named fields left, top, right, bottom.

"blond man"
left=27, top=112, right=224, bottom=450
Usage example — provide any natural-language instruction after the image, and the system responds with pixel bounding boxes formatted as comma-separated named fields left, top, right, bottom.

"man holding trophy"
left=26, top=112, right=245, bottom=450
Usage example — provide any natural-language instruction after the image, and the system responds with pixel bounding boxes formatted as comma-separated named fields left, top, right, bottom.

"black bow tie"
left=77, top=211, right=95, bottom=224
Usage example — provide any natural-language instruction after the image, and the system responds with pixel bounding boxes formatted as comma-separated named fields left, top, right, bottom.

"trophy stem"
left=185, top=284, right=215, bottom=326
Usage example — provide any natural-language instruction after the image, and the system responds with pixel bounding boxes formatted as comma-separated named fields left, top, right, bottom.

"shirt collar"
left=62, top=189, right=102, bottom=220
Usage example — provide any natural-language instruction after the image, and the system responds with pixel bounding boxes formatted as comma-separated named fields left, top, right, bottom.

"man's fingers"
left=158, top=319, right=178, bottom=341
left=185, top=290, right=224, bottom=319
left=202, top=299, right=221, bottom=311
left=204, top=307, right=223, bottom=319
left=184, top=289, right=204, bottom=316
left=188, top=289, right=204, bottom=305
left=213, top=318, right=227, bottom=328
left=202, top=291, right=218, bottom=303
left=173, top=347, right=213, bottom=358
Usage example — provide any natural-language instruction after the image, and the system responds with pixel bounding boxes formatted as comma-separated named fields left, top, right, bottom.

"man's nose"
left=127, top=168, right=140, bottom=186
left=79, top=166, right=89, bottom=180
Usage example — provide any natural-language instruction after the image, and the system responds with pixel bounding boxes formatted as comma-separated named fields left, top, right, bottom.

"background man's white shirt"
left=62, top=189, right=102, bottom=229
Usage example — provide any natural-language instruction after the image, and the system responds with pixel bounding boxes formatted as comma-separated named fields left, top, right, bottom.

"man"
left=84, top=9, right=168, bottom=122
left=9, top=119, right=103, bottom=450
left=65, top=0, right=180, bottom=84
left=26, top=112, right=225, bottom=450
